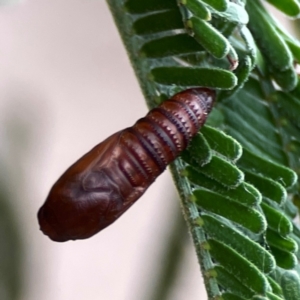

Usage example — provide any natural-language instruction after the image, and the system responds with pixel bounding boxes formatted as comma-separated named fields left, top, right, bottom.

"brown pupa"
left=38, top=88, right=215, bottom=242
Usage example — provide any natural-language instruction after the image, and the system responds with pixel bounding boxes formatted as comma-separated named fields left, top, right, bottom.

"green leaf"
left=285, top=37, right=300, bottom=63
left=181, top=0, right=211, bottom=20
left=214, top=265, right=255, bottom=299
left=266, top=229, right=298, bottom=253
left=201, top=126, right=243, bottom=162
left=192, top=155, right=244, bottom=188
left=266, top=292, right=285, bottom=300
left=244, top=172, right=287, bottom=206
left=150, top=67, right=237, bottom=89
left=261, top=202, right=292, bottom=236
left=270, top=246, right=297, bottom=269
left=208, top=239, right=271, bottom=294
left=221, top=79, right=288, bottom=164
left=140, top=34, right=204, bottom=58
left=133, top=9, right=183, bottom=35
left=240, top=26, right=257, bottom=65
left=269, top=65, right=298, bottom=92
left=219, top=55, right=252, bottom=99
left=184, top=167, right=261, bottom=206
left=181, top=132, right=212, bottom=166
left=193, top=189, right=266, bottom=233
left=239, top=149, right=297, bottom=189
left=267, top=276, right=283, bottom=298
left=271, top=91, right=300, bottom=127
left=291, top=233, right=300, bottom=259
left=264, top=0, right=300, bottom=17
left=214, top=265, right=255, bottom=298
left=201, top=214, right=275, bottom=273
left=246, top=1, right=293, bottom=72
left=281, top=271, right=300, bottom=300
left=187, top=16, right=230, bottom=58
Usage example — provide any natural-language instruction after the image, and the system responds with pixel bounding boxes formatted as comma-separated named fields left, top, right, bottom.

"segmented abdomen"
left=38, top=88, right=215, bottom=242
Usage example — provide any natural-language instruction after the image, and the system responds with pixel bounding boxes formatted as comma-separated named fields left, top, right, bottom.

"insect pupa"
left=38, top=88, right=215, bottom=242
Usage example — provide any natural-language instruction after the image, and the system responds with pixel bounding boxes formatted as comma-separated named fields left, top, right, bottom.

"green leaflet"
left=270, top=246, right=297, bottom=269
left=140, top=34, right=204, bottom=58
left=266, top=292, right=285, bottom=300
left=221, top=79, right=288, bottom=164
left=267, top=276, right=283, bottom=298
left=205, top=107, right=225, bottom=127
left=281, top=271, right=300, bottom=300
left=246, top=1, right=298, bottom=91
left=193, top=189, right=266, bottom=233
left=133, top=9, right=184, bottom=35
left=243, top=171, right=287, bottom=206
left=250, top=293, right=285, bottom=300
left=246, top=1, right=293, bottom=72
left=213, top=265, right=255, bottom=298
left=264, top=0, right=300, bottom=17
left=150, top=67, right=237, bottom=89
left=291, top=233, right=300, bottom=259
left=269, top=65, right=298, bottom=92
left=201, top=125, right=243, bottom=162
left=223, top=94, right=280, bottom=149
left=181, top=0, right=211, bottom=20
left=271, top=91, right=300, bottom=127
left=239, top=149, right=297, bottom=189
left=184, top=167, right=261, bottom=207
left=270, top=90, right=300, bottom=175
left=284, top=200, right=298, bottom=219
left=219, top=55, right=252, bottom=100
left=225, top=126, right=277, bottom=160
left=218, top=21, right=237, bottom=38
left=187, top=16, right=230, bottom=59
left=192, top=155, right=244, bottom=188
left=181, top=132, right=212, bottom=166
left=201, top=214, right=275, bottom=273
left=239, top=26, right=257, bottom=65
left=284, top=37, right=300, bottom=63
left=208, top=239, right=271, bottom=294
left=253, top=4, right=300, bottom=62
left=267, top=229, right=298, bottom=253
left=261, top=202, right=292, bottom=236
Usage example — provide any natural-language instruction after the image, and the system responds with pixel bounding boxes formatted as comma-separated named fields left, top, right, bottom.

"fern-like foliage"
left=106, top=0, right=300, bottom=299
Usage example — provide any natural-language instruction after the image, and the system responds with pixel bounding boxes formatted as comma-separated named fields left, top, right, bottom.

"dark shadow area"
left=146, top=196, right=190, bottom=300
left=0, top=172, right=23, bottom=300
